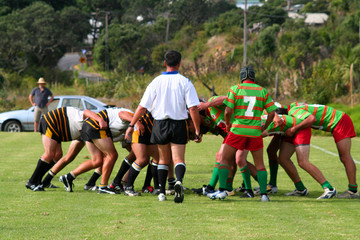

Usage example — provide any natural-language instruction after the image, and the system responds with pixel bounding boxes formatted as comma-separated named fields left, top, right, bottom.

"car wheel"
left=4, top=120, right=22, bottom=132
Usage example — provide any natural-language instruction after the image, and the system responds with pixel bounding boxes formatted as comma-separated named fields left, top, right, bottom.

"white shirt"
left=139, top=71, right=200, bottom=120
left=66, top=107, right=85, bottom=140
left=107, top=108, right=134, bottom=138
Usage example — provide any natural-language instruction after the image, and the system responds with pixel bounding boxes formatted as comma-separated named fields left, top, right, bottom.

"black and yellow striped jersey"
left=41, top=107, right=84, bottom=142
left=139, top=110, right=154, bottom=133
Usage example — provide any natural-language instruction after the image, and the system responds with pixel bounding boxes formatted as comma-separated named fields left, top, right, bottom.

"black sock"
left=41, top=170, right=56, bottom=187
left=174, top=163, right=186, bottom=183
left=158, top=164, right=169, bottom=194
left=29, top=159, right=50, bottom=185
left=168, top=177, right=176, bottom=188
left=86, top=169, right=102, bottom=186
left=126, top=163, right=141, bottom=187
left=112, top=158, right=131, bottom=185
left=151, top=161, right=159, bottom=189
left=142, top=162, right=153, bottom=188
left=37, top=160, right=55, bottom=184
left=207, top=185, right=215, bottom=191
left=67, top=172, right=75, bottom=181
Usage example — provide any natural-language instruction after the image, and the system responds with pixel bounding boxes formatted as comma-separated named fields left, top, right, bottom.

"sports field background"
left=1, top=132, right=359, bottom=239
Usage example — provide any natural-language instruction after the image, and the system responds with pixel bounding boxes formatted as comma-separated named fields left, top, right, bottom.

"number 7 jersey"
left=224, top=82, right=278, bottom=137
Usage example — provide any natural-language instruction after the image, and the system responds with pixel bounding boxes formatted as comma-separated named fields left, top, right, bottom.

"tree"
left=93, top=23, right=144, bottom=72
left=0, top=2, right=89, bottom=74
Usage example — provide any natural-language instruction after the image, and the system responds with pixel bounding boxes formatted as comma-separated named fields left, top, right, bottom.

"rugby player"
left=208, top=66, right=278, bottom=201
left=59, top=107, right=135, bottom=194
left=25, top=107, right=107, bottom=191
left=286, top=102, right=358, bottom=199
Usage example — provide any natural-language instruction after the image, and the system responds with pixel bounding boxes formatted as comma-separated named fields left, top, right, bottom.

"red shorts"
left=284, top=127, right=311, bottom=146
left=333, top=113, right=356, bottom=143
left=224, top=132, right=263, bottom=151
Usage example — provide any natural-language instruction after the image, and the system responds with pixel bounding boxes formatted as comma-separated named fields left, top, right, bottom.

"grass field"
left=1, top=133, right=360, bottom=240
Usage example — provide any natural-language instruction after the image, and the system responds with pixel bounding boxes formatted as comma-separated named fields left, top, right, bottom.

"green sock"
left=208, top=162, right=220, bottom=188
left=321, top=181, right=333, bottom=190
left=226, top=177, right=233, bottom=191
left=268, top=159, right=278, bottom=186
left=240, top=165, right=252, bottom=190
left=218, top=164, right=230, bottom=190
left=294, top=180, right=306, bottom=191
left=257, top=169, right=268, bottom=194
left=348, top=184, right=358, bottom=193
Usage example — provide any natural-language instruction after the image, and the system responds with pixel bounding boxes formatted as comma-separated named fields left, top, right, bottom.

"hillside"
left=1, top=0, right=360, bottom=112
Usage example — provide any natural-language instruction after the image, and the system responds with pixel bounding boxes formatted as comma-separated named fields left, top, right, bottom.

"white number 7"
left=244, top=96, right=256, bottom=117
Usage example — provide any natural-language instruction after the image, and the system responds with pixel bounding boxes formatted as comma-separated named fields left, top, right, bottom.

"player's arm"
left=118, top=110, right=134, bottom=122
left=198, top=96, right=227, bottom=111
left=224, top=106, right=233, bottom=133
left=285, top=114, right=316, bottom=137
left=262, top=130, right=269, bottom=137
left=119, top=110, right=145, bottom=135
left=189, top=106, right=202, bottom=143
left=125, top=105, right=147, bottom=140
left=83, top=109, right=108, bottom=129
left=262, top=110, right=275, bottom=132
left=273, top=112, right=284, bottom=127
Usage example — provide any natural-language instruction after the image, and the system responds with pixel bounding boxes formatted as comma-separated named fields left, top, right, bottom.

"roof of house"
left=288, top=12, right=329, bottom=25
left=304, top=13, right=329, bottom=25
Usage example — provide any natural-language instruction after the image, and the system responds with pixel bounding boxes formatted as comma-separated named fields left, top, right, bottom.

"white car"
left=0, top=95, right=114, bottom=132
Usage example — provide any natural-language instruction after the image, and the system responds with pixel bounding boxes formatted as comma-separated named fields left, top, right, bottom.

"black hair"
left=275, top=108, right=288, bottom=115
left=200, top=124, right=210, bottom=135
left=164, top=50, right=181, bottom=67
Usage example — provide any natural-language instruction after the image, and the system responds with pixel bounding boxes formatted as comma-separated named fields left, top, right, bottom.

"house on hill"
left=288, top=12, right=329, bottom=26
left=304, top=13, right=329, bottom=26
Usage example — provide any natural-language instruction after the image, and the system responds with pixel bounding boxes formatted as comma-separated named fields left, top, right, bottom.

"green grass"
left=1, top=133, right=360, bottom=240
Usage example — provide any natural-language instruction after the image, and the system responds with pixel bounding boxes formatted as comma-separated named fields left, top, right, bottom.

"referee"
left=125, top=50, right=202, bottom=203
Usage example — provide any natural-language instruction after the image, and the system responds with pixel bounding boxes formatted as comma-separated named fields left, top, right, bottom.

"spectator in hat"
left=29, top=77, right=54, bottom=132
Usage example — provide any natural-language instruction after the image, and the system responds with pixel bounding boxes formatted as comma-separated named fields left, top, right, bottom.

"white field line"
left=310, top=144, right=360, bottom=165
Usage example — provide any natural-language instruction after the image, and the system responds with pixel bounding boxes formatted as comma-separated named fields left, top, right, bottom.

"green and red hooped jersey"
left=288, top=102, right=345, bottom=133
left=202, top=96, right=231, bottom=132
left=224, top=82, right=278, bottom=137
left=262, top=114, right=303, bottom=135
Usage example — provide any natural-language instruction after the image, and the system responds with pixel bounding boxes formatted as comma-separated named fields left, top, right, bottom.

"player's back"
left=226, top=82, right=274, bottom=137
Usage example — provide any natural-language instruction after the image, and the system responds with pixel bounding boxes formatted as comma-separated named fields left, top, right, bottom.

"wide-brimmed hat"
left=37, top=77, right=46, bottom=84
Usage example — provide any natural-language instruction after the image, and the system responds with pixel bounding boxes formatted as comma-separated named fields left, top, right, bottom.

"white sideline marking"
left=310, top=144, right=360, bottom=165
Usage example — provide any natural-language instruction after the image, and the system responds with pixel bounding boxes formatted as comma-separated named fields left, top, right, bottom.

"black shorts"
left=132, top=127, right=154, bottom=145
left=150, top=119, right=189, bottom=145
left=81, top=121, right=112, bottom=142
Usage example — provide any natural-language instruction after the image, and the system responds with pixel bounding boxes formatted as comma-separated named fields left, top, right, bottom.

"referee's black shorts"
left=150, top=119, right=189, bottom=145
left=81, top=121, right=112, bottom=142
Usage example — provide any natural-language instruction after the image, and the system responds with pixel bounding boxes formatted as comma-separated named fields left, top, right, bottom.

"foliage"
left=252, top=24, right=280, bottom=57
left=0, top=72, right=15, bottom=111
left=247, top=4, right=287, bottom=27
left=204, top=9, right=244, bottom=36
left=1, top=0, right=360, bottom=109
left=0, top=2, right=89, bottom=74
left=301, top=0, right=330, bottom=14
left=169, top=0, right=235, bottom=27
left=302, top=59, right=344, bottom=104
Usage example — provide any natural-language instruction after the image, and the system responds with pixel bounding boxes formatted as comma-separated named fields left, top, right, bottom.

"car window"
left=61, top=98, right=84, bottom=110
left=85, top=100, right=97, bottom=110
left=48, top=99, right=59, bottom=111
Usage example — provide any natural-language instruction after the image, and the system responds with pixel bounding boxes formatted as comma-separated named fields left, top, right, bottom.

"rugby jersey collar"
left=242, top=80, right=255, bottom=83
left=162, top=71, right=178, bottom=75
